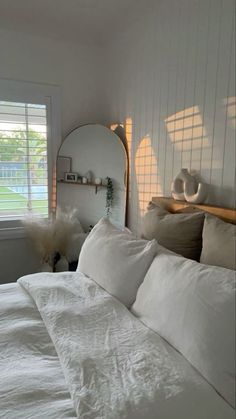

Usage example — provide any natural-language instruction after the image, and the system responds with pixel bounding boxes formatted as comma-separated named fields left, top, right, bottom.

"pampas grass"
left=53, top=208, right=83, bottom=257
left=22, top=217, right=55, bottom=266
left=22, top=208, right=84, bottom=269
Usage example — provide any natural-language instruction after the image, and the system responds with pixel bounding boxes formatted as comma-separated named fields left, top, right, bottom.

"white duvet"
left=0, top=271, right=234, bottom=419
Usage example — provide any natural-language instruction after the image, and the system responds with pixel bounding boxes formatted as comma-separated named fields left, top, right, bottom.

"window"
left=0, top=101, right=49, bottom=221
left=0, top=79, right=61, bottom=237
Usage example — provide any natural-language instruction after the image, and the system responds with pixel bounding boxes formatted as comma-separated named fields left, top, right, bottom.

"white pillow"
left=78, top=218, right=157, bottom=307
left=131, top=253, right=235, bottom=407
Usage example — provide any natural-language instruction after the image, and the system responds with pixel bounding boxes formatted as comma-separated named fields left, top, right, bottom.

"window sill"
left=0, top=227, right=26, bottom=241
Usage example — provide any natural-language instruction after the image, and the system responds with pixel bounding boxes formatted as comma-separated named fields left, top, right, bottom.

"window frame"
left=0, top=79, right=61, bottom=240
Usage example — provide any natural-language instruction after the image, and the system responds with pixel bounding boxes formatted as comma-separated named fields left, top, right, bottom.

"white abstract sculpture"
left=171, top=168, right=208, bottom=204
left=184, top=180, right=208, bottom=204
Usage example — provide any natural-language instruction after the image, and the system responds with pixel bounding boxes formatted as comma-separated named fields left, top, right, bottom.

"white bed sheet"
left=0, top=271, right=235, bottom=419
left=0, top=282, right=76, bottom=419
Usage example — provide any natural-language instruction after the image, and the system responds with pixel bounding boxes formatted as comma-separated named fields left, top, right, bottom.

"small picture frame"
left=64, top=172, right=78, bottom=182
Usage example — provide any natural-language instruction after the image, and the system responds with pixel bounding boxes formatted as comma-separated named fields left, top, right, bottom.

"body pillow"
left=132, top=253, right=235, bottom=407
left=141, top=204, right=204, bottom=260
left=78, top=218, right=157, bottom=307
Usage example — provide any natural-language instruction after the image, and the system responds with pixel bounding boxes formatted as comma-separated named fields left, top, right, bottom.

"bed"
left=0, top=198, right=235, bottom=419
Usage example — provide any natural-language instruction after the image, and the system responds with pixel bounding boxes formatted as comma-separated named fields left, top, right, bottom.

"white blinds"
left=0, top=101, right=49, bottom=220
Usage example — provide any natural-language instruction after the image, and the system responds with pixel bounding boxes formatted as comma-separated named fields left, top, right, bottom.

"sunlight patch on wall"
left=124, top=118, right=133, bottom=210
left=165, top=106, right=208, bottom=151
left=135, top=136, right=161, bottom=215
left=51, top=164, right=57, bottom=213
left=223, top=96, right=236, bottom=129
left=125, top=117, right=133, bottom=156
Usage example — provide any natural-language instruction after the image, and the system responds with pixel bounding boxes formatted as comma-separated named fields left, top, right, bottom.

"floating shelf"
left=57, top=179, right=107, bottom=194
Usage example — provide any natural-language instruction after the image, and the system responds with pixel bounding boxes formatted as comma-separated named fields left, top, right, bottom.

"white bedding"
left=0, top=281, right=76, bottom=419
left=0, top=271, right=234, bottom=419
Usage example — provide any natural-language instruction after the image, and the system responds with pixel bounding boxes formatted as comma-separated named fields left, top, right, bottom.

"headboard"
left=152, top=197, right=236, bottom=224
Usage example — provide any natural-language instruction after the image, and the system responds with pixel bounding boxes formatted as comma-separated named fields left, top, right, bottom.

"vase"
left=184, top=181, right=208, bottom=204
left=171, top=168, right=208, bottom=204
left=55, top=256, right=69, bottom=272
left=41, top=262, right=53, bottom=272
left=171, top=168, right=197, bottom=201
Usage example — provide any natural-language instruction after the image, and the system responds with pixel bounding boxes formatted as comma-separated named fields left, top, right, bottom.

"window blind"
left=0, top=101, right=49, bottom=221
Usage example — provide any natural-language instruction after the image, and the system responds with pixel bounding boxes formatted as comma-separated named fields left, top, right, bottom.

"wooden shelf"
left=57, top=179, right=107, bottom=194
left=152, top=196, right=236, bottom=224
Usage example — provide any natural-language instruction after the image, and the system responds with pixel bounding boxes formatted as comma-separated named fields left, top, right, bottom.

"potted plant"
left=106, top=177, right=114, bottom=217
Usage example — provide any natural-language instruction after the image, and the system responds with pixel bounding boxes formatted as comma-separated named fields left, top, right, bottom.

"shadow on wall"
left=109, top=96, right=235, bottom=230
left=207, top=184, right=235, bottom=207
left=164, top=105, right=213, bottom=174
left=165, top=100, right=235, bottom=205
left=165, top=105, right=209, bottom=153
left=124, top=119, right=163, bottom=222
left=110, top=122, right=130, bottom=225
left=110, top=123, right=125, bottom=147
left=165, top=98, right=235, bottom=167
left=111, top=119, right=163, bottom=223
left=110, top=119, right=132, bottom=157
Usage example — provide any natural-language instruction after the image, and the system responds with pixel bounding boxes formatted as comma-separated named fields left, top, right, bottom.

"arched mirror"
left=56, top=124, right=128, bottom=230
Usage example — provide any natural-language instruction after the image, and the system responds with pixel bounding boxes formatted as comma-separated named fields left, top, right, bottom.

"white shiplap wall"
left=106, top=0, right=235, bottom=233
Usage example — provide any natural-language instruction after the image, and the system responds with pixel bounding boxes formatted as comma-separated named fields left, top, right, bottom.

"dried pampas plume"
left=22, top=208, right=84, bottom=268
left=53, top=208, right=84, bottom=257
left=22, top=217, right=55, bottom=265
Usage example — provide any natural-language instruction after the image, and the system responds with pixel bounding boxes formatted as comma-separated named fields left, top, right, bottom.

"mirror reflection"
left=57, top=124, right=127, bottom=232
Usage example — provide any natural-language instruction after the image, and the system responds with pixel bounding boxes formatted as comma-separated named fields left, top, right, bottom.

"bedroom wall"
left=0, top=0, right=235, bottom=281
left=105, top=0, right=236, bottom=234
left=0, top=29, right=107, bottom=135
left=0, top=29, right=107, bottom=283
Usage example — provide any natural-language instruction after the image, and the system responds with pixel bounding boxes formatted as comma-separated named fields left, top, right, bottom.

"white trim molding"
left=0, top=227, right=25, bottom=241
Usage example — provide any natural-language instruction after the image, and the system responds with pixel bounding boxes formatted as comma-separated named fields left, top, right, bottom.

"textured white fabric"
left=0, top=282, right=76, bottom=419
left=132, top=253, right=236, bottom=408
left=8, top=272, right=235, bottom=418
left=78, top=218, right=157, bottom=307
left=142, top=205, right=204, bottom=260
left=0, top=274, right=234, bottom=418
left=200, top=214, right=236, bottom=270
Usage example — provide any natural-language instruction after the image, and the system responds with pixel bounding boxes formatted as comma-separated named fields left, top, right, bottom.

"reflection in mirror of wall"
left=56, top=124, right=128, bottom=233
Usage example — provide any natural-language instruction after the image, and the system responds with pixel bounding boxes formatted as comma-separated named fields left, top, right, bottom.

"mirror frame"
left=56, top=123, right=129, bottom=226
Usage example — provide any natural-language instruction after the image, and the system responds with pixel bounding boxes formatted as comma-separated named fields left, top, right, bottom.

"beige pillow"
left=142, top=204, right=204, bottom=260
left=200, top=214, right=236, bottom=270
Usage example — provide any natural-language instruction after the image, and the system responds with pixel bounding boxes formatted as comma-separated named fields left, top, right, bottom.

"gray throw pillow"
left=142, top=205, right=204, bottom=261
left=200, top=214, right=236, bottom=270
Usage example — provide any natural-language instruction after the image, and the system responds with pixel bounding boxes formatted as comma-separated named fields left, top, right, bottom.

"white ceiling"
left=0, top=0, right=155, bottom=46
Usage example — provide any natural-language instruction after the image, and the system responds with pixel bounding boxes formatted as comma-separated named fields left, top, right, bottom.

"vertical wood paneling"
left=107, top=0, right=236, bottom=232
left=210, top=0, right=234, bottom=205
left=222, top=11, right=236, bottom=208
left=192, top=0, right=210, bottom=174
left=172, top=1, right=189, bottom=180
left=163, top=3, right=180, bottom=195
left=201, top=0, right=222, bottom=183
left=182, top=0, right=199, bottom=172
